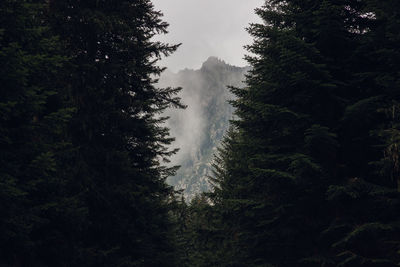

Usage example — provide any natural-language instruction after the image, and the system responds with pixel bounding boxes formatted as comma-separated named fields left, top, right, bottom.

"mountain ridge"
left=159, top=57, right=249, bottom=200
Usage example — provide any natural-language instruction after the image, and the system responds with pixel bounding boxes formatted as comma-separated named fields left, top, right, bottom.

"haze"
left=152, top=0, right=263, bottom=72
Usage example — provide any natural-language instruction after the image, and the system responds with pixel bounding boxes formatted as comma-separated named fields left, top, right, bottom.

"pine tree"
left=210, top=1, right=343, bottom=265
left=172, top=194, right=224, bottom=267
left=320, top=1, right=400, bottom=265
left=210, top=1, right=400, bottom=266
left=48, top=0, right=182, bottom=265
left=1, top=0, right=182, bottom=266
left=0, top=0, right=80, bottom=265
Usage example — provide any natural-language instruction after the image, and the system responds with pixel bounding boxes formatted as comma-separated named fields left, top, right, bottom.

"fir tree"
left=0, top=0, right=79, bottom=265
left=48, top=0, right=183, bottom=265
left=1, top=0, right=182, bottom=266
left=210, top=1, right=400, bottom=266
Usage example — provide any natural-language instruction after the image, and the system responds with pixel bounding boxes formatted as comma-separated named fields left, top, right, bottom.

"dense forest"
left=1, top=0, right=399, bottom=267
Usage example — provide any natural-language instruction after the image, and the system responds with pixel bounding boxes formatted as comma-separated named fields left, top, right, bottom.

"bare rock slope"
left=159, top=57, right=249, bottom=200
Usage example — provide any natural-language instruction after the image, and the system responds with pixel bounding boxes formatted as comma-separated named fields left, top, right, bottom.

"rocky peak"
left=201, top=56, right=229, bottom=70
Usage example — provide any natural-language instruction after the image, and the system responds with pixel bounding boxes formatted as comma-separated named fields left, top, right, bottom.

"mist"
left=161, top=69, right=207, bottom=166
left=152, top=0, right=262, bottom=72
left=158, top=57, right=249, bottom=198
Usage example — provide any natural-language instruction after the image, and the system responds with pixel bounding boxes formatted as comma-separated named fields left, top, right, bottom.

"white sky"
left=152, top=0, right=263, bottom=72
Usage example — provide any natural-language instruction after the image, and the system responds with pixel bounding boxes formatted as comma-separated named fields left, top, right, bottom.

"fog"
left=152, top=1, right=259, bottom=195
left=159, top=68, right=208, bottom=166
left=157, top=58, right=249, bottom=199
left=152, top=0, right=263, bottom=72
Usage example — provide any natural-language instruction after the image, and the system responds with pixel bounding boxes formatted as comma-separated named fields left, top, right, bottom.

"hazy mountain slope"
left=159, top=57, right=249, bottom=200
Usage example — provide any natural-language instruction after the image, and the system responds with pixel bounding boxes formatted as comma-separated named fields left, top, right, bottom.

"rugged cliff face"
left=159, top=57, right=249, bottom=200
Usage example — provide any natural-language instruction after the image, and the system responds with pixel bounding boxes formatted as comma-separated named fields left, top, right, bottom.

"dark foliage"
left=2, top=0, right=400, bottom=266
left=1, top=0, right=182, bottom=266
left=206, top=1, right=400, bottom=266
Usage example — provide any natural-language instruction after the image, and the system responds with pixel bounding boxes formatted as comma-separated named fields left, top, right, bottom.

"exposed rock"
left=159, top=57, right=249, bottom=200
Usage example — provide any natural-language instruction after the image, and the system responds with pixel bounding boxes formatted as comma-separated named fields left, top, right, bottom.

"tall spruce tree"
left=210, top=1, right=400, bottom=266
left=211, top=1, right=345, bottom=265
left=0, top=0, right=81, bottom=265
left=320, top=1, right=400, bottom=265
left=48, top=0, right=183, bottom=265
left=1, top=0, right=182, bottom=266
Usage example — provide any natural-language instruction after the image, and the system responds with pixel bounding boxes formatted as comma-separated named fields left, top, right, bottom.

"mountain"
left=159, top=57, right=249, bottom=200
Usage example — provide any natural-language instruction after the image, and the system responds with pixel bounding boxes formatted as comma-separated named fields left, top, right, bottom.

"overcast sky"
left=152, top=0, right=263, bottom=72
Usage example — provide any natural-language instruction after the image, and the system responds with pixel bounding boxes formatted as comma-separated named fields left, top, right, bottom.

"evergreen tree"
left=0, top=0, right=80, bottom=265
left=320, top=1, right=400, bottom=265
left=172, top=194, right=224, bottom=267
left=48, top=0, right=182, bottom=265
left=210, top=1, right=400, bottom=266
left=1, top=0, right=182, bottom=266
